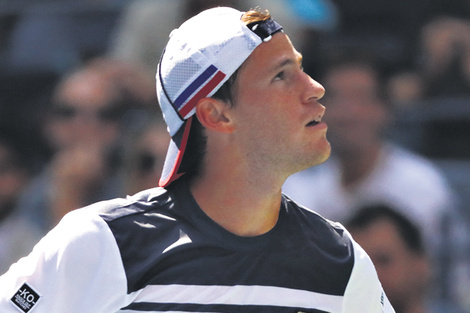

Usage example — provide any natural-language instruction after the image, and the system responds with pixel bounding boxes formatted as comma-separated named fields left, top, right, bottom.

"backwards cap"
left=156, top=7, right=283, bottom=187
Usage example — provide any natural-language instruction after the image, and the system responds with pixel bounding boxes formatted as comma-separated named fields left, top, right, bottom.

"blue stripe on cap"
left=174, top=65, right=218, bottom=110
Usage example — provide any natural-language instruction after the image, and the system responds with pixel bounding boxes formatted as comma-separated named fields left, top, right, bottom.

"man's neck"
left=189, top=168, right=283, bottom=237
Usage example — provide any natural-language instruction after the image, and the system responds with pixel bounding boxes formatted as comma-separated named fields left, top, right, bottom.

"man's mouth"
left=306, top=117, right=322, bottom=127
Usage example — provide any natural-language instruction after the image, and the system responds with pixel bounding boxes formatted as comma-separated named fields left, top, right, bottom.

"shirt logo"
left=10, top=282, right=41, bottom=313
left=381, top=290, right=386, bottom=312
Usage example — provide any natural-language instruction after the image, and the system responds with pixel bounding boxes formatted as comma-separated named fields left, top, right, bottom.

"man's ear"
left=195, top=98, right=235, bottom=133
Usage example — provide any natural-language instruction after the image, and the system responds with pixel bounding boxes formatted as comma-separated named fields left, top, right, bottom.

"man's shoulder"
left=282, top=194, right=353, bottom=246
left=91, top=187, right=172, bottom=222
left=383, top=143, right=451, bottom=189
left=386, top=143, right=442, bottom=173
left=283, top=194, right=342, bottom=224
left=281, top=194, right=356, bottom=297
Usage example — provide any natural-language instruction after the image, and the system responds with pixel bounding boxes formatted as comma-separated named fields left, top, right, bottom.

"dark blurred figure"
left=387, top=15, right=470, bottom=103
left=0, top=130, right=41, bottom=275
left=346, top=204, right=466, bottom=313
left=419, top=16, right=470, bottom=98
left=118, top=113, right=170, bottom=196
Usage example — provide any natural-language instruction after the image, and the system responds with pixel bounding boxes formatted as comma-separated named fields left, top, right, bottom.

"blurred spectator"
left=283, top=52, right=456, bottom=242
left=15, top=57, right=156, bottom=234
left=346, top=204, right=466, bottom=313
left=386, top=70, right=425, bottom=106
left=282, top=51, right=469, bottom=307
left=388, top=15, right=470, bottom=103
left=0, top=130, right=41, bottom=275
left=281, top=51, right=467, bottom=273
left=418, top=16, right=470, bottom=98
left=118, top=113, right=170, bottom=196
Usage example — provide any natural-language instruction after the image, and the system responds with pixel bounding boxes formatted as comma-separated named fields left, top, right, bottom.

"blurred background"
left=0, top=0, right=469, bottom=312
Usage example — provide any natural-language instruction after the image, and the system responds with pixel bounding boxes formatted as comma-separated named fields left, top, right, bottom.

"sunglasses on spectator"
left=51, top=104, right=122, bottom=122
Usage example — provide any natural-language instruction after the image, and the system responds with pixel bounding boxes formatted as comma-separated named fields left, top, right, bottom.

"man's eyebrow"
left=274, top=53, right=303, bottom=70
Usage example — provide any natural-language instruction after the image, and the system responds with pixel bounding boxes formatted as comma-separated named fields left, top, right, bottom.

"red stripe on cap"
left=158, top=117, right=193, bottom=187
left=179, top=71, right=226, bottom=118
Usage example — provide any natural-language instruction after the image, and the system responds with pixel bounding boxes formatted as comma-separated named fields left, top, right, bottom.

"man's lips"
left=306, top=115, right=323, bottom=127
left=306, top=120, right=320, bottom=127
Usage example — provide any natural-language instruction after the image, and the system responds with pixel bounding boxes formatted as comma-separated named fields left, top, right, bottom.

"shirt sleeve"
left=342, top=232, right=395, bottom=313
left=0, top=206, right=133, bottom=312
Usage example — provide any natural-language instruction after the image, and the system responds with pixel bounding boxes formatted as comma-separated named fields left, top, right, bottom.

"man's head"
left=156, top=7, right=279, bottom=187
left=157, top=7, right=330, bottom=187
left=46, top=58, right=155, bottom=152
left=320, top=53, right=390, bottom=157
left=346, top=204, right=431, bottom=312
left=46, top=67, right=122, bottom=152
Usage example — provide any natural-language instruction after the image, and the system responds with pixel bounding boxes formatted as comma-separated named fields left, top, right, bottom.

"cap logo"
left=248, top=18, right=283, bottom=42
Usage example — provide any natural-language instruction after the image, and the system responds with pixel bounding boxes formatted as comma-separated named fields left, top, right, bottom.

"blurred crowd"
left=0, top=0, right=470, bottom=312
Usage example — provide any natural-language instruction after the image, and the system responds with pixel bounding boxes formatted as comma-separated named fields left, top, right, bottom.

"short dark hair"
left=180, top=116, right=207, bottom=181
left=345, top=203, right=425, bottom=255
left=212, top=70, right=239, bottom=105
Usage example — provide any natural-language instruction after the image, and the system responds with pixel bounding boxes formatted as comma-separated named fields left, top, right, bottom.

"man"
left=0, top=7, right=394, bottom=312
left=346, top=204, right=466, bottom=313
left=15, top=57, right=155, bottom=233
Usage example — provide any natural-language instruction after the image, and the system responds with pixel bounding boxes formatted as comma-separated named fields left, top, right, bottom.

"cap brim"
left=158, top=116, right=194, bottom=187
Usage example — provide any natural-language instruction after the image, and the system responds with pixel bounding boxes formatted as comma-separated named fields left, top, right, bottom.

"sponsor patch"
left=10, top=282, right=41, bottom=313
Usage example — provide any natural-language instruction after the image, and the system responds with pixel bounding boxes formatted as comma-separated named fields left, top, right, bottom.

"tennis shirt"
left=0, top=177, right=394, bottom=313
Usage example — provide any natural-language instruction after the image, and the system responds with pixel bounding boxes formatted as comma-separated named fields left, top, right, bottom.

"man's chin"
left=295, top=145, right=332, bottom=173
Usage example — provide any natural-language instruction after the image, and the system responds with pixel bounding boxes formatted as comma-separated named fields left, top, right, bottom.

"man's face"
left=321, top=66, right=387, bottom=155
left=350, top=219, right=429, bottom=309
left=46, top=72, right=121, bottom=151
left=228, top=33, right=330, bottom=176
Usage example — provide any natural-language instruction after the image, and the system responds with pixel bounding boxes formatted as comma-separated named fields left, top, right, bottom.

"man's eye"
left=274, top=71, right=285, bottom=81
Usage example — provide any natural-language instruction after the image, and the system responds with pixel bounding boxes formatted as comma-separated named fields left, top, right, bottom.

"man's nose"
left=304, top=75, right=325, bottom=103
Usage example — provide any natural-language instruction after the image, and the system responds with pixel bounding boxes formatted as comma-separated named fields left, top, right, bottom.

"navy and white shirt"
left=0, top=178, right=394, bottom=313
